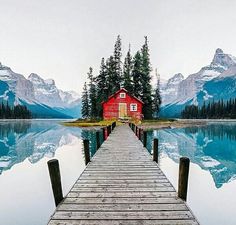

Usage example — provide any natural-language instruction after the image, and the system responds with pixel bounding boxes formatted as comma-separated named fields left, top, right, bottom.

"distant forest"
left=81, top=35, right=161, bottom=119
left=181, top=98, right=236, bottom=119
left=0, top=102, right=32, bottom=119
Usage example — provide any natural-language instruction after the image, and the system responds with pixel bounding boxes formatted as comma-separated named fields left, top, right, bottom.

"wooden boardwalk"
left=48, top=125, right=200, bottom=225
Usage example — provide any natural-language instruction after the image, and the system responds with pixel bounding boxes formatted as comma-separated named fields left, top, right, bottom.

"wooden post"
left=112, top=121, right=116, bottom=130
left=178, top=157, right=190, bottom=201
left=108, top=125, right=111, bottom=135
left=143, top=131, right=147, bottom=148
left=139, top=128, right=142, bottom=140
left=102, top=127, right=106, bottom=141
left=47, top=159, right=63, bottom=206
left=153, top=138, right=158, bottom=163
left=96, top=131, right=101, bottom=150
left=83, top=139, right=90, bottom=165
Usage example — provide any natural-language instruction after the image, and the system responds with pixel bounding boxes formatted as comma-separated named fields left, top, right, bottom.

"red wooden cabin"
left=102, top=88, right=144, bottom=120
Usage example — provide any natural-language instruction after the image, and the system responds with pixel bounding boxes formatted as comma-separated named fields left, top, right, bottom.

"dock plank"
left=47, top=125, right=200, bottom=225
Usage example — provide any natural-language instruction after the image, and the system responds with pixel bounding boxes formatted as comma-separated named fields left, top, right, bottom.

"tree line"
left=81, top=35, right=161, bottom=119
left=0, top=102, right=32, bottom=119
left=181, top=98, right=236, bottom=119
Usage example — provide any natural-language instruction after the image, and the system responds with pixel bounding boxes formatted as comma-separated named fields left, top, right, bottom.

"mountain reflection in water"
left=0, top=120, right=82, bottom=175
left=147, top=123, right=236, bottom=188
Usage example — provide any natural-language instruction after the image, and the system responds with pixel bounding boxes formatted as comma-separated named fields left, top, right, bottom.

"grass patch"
left=141, top=118, right=176, bottom=124
left=63, top=119, right=119, bottom=127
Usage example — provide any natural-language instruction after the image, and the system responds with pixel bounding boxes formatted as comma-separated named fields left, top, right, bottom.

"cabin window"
left=130, top=103, right=137, bottom=112
left=120, top=93, right=126, bottom=98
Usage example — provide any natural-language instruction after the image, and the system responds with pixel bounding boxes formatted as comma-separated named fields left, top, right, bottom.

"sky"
left=0, top=0, right=236, bottom=94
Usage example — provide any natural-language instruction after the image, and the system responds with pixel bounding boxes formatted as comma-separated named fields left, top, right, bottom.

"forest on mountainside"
left=0, top=102, right=32, bottom=119
left=181, top=98, right=236, bottom=119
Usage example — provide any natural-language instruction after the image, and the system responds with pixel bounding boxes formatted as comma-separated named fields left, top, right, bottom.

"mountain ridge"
left=0, top=62, right=81, bottom=118
left=160, top=48, right=236, bottom=117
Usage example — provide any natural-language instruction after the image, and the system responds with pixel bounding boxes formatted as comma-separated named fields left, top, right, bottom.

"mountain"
left=0, top=62, right=81, bottom=118
left=160, top=48, right=236, bottom=117
left=160, top=73, right=184, bottom=105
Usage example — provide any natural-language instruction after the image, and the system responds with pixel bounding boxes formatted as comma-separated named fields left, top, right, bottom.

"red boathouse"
left=102, top=88, right=144, bottom=120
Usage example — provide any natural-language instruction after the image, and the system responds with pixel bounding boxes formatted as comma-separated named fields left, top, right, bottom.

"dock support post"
left=135, top=126, right=138, bottom=136
left=178, top=157, right=190, bottom=201
left=153, top=138, right=159, bottom=163
left=143, top=131, right=147, bottom=148
left=96, top=131, right=101, bottom=150
left=112, top=121, right=116, bottom=129
left=47, top=159, right=63, bottom=206
left=138, top=128, right=141, bottom=140
left=102, top=127, right=106, bottom=141
left=108, top=125, right=112, bottom=135
left=83, top=140, right=90, bottom=165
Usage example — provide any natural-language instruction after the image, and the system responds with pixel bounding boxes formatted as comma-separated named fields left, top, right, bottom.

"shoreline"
left=139, top=120, right=208, bottom=130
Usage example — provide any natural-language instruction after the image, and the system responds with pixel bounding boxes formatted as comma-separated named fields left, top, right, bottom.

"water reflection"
left=148, top=123, right=236, bottom=188
left=0, top=120, right=82, bottom=175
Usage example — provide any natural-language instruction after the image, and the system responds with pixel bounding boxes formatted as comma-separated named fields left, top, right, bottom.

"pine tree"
left=96, top=58, right=108, bottom=117
left=113, top=35, right=122, bottom=88
left=81, top=82, right=90, bottom=119
left=122, top=45, right=133, bottom=93
left=87, top=67, right=97, bottom=118
left=106, top=35, right=122, bottom=95
left=106, top=56, right=117, bottom=96
left=153, top=69, right=162, bottom=118
left=132, top=51, right=143, bottom=98
left=140, top=36, right=153, bottom=119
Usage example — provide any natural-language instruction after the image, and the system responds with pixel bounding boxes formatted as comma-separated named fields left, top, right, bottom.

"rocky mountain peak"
left=211, top=48, right=236, bottom=69
left=215, top=48, right=224, bottom=54
left=169, top=73, right=184, bottom=83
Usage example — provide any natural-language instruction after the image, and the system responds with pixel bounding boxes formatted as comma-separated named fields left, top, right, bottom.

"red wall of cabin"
left=102, top=91, right=143, bottom=120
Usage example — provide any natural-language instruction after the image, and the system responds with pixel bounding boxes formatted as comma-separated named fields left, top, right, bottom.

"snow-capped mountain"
left=160, top=48, right=236, bottom=117
left=0, top=62, right=81, bottom=118
left=160, top=73, right=184, bottom=105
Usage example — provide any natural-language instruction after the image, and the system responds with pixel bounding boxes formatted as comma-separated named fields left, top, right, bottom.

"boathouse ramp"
left=48, top=125, right=200, bottom=225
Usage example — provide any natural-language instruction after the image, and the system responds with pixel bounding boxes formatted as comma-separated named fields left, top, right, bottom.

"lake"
left=0, top=120, right=236, bottom=225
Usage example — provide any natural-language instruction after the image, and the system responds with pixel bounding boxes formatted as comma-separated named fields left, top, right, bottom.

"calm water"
left=0, top=120, right=236, bottom=225
left=146, top=122, right=236, bottom=225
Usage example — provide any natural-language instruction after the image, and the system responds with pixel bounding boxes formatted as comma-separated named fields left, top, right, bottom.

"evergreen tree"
left=140, top=36, right=153, bottom=119
left=106, top=56, right=117, bottom=96
left=153, top=69, right=162, bottom=118
left=122, top=45, right=133, bottom=93
left=132, top=51, right=143, bottom=98
left=87, top=67, right=97, bottom=118
left=106, top=35, right=122, bottom=95
left=96, top=58, right=108, bottom=117
left=81, top=82, right=90, bottom=119
left=113, top=35, right=122, bottom=88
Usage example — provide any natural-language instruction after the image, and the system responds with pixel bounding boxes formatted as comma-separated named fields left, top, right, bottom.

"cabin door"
left=119, top=103, right=127, bottom=118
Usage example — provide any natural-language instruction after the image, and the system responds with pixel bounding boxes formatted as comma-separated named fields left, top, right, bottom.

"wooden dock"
left=48, top=125, right=200, bottom=225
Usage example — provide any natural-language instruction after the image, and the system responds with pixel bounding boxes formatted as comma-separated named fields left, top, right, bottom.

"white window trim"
left=130, top=103, right=137, bottom=112
left=120, top=93, right=126, bottom=98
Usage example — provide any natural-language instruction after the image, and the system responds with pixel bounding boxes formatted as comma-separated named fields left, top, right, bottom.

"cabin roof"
left=102, top=88, right=144, bottom=105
